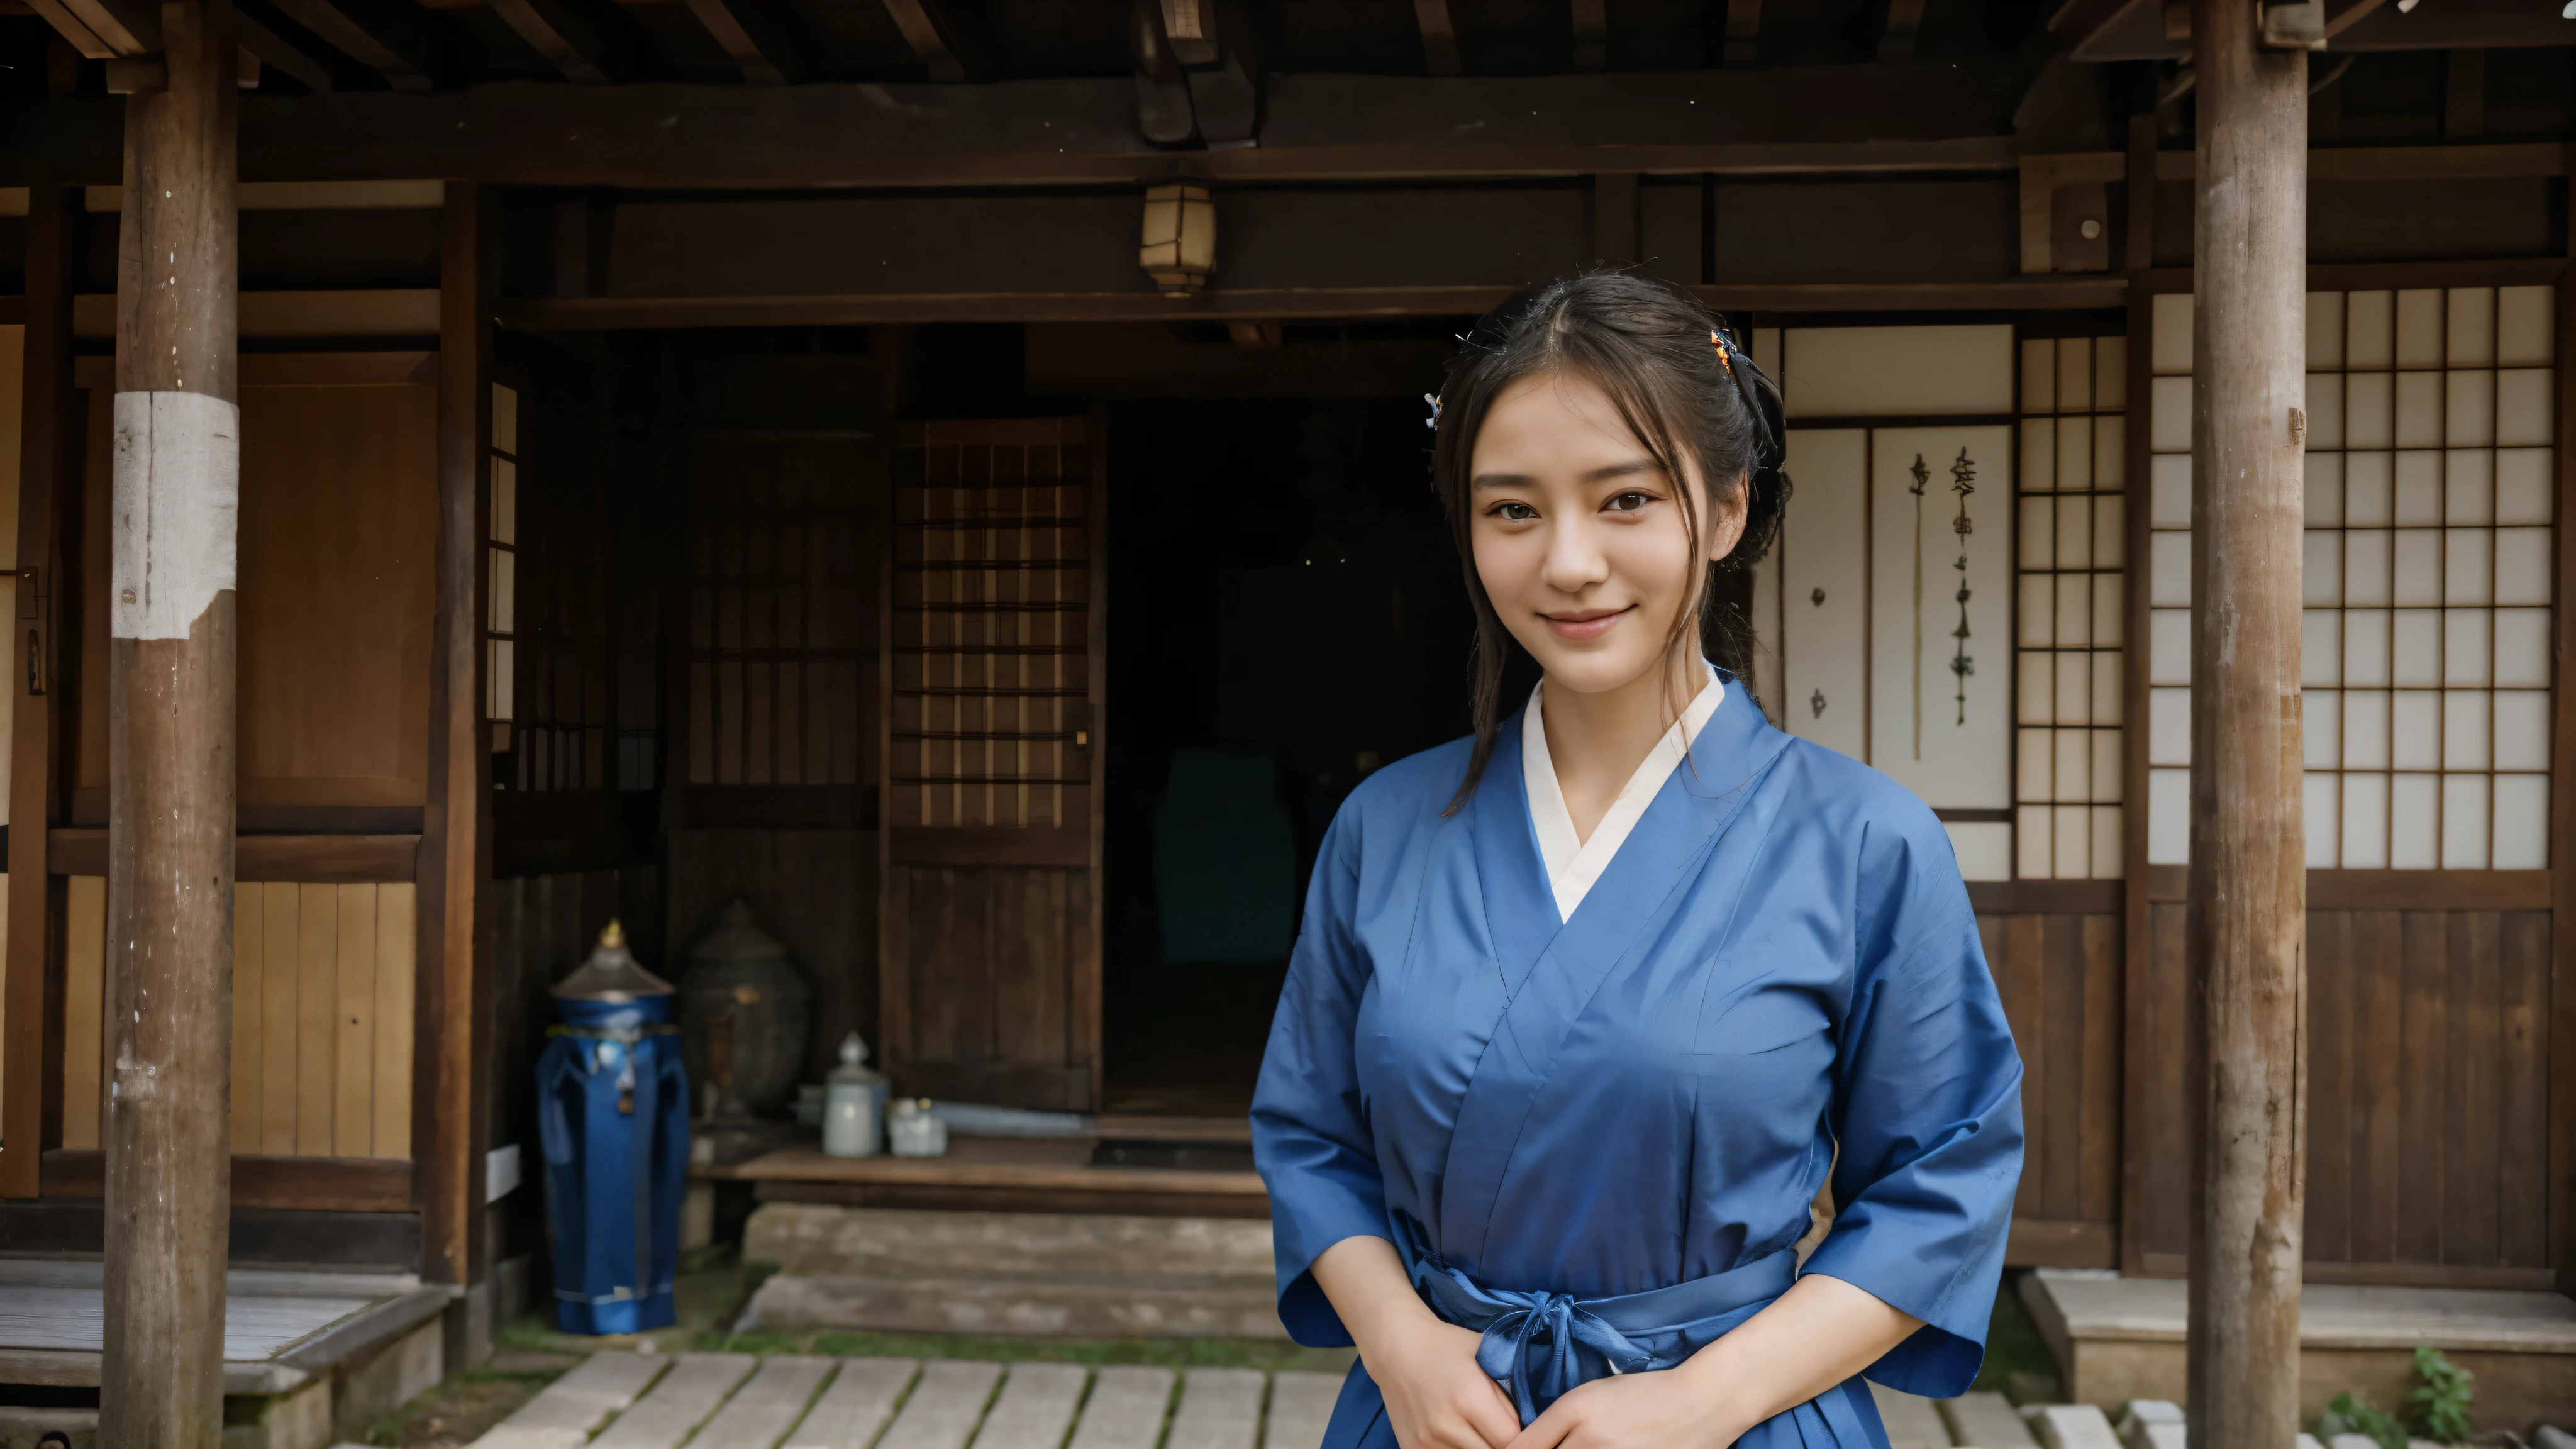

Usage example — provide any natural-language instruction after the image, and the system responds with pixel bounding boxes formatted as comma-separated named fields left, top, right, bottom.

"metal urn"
left=677, top=897, right=813, bottom=1119
left=537, top=921, right=688, bottom=1335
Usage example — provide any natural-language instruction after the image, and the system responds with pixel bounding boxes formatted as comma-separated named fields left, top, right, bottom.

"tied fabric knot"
left=1391, top=1214, right=1657, bottom=1424
left=1467, top=1285, right=1655, bottom=1424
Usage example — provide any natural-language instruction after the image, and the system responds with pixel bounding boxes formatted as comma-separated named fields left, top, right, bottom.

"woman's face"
left=1468, top=369, right=1747, bottom=697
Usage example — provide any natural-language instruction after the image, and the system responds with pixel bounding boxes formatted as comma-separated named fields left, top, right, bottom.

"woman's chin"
left=1521, top=646, right=1666, bottom=698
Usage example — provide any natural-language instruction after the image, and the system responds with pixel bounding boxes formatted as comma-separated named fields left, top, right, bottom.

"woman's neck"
left=1541, top=647, right=1709, bottom=845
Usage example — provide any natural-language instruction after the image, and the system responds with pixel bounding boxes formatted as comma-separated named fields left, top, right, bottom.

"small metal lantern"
left=677, top=898, right=813, bottom=1120
left=1138, top=182, right=1215, bottom=293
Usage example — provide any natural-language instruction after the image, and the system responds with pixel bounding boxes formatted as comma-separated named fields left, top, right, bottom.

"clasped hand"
left=1367, top=1318, right=1748, bottom=1449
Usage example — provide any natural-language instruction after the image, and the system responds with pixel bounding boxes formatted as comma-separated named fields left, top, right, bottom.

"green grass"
left=1972, top=1272, right=2063, bottom=1402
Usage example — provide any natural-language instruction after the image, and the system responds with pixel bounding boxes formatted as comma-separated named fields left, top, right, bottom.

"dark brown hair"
left=1429, top=270, right=1791, bottom=809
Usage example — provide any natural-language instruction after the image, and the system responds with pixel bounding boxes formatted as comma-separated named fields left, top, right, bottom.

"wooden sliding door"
left=879, top=418, right=1103, bottom=1111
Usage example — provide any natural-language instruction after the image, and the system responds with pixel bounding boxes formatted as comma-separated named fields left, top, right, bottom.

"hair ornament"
left=1710, top=329, right=1735, bottom=378
left=1424, top=391, right=1443, bottom=430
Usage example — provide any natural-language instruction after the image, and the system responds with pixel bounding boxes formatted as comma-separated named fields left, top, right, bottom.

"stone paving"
left=462, top=1353, right=2133, bottom=1449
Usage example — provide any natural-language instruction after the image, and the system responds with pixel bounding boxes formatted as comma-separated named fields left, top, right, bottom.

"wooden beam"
left=99, top=3, right=238, bottom=1444
left=0, top=184, right=75, bottom=1202
left=42, top=1149, right=414, bottom=1211
left=1570, top=0, right=1606, bottom=72
left=498, top=276, right=2126, bottom=330
left=2442, top=48, right=2484, bottom=141
left=47, top=830, right=419, bottom=882
left=1879, top=0, right=1928, bottom=60
left=264, top=0, right=441, bottom=90
left=3, top=70, right=2033, bottom=187
left=879, top=0, right=965, bottom=82
left=482, top=0, right=640, bottom=84
left=2183, top=0, right=2305, bottom=1441
left=418, top=181, right=494, bottom=1358
left=23, top=0, right=116, bottom=60
left=2072, top=0, right=2571, bottom=58
left=681, top=0, right=790, bottom=86
left=1723, top=0, right=1761, bottom=69
left=1591, top=171, right=1638, bottom=264
left=38, top=0, right=154, bottom=57
left=232, top=8, right=333, bottom=92
left=1411, top=0, right=1460, bottom=75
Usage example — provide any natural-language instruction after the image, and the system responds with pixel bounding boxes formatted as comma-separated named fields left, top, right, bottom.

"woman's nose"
left=1540, top=516, right=1610, bottom=594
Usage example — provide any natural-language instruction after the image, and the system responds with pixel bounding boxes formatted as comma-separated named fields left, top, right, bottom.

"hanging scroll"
left=1867, top=425, right=2011, bottom=811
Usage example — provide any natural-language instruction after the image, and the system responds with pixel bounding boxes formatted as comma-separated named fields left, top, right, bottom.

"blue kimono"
left=1251, top=675, right=2023, bottom=1449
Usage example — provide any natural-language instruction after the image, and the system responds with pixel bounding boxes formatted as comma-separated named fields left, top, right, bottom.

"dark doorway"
left=1102, top=398, right=1477, bottom=1116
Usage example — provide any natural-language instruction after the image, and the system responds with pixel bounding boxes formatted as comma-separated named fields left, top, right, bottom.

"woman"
left=1250, top=272, right=2024, bottom=1449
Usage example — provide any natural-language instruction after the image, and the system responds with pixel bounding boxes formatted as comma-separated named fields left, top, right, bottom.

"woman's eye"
left=1607, top=492, right=1652, bottom=513
left=1492, top=502, right=1538, bottom=521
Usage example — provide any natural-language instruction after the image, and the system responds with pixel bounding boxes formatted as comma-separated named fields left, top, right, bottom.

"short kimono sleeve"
left=1248, top=809, right=1388, bottom=1348
left=1797, top=813, right=2025, bottom=1398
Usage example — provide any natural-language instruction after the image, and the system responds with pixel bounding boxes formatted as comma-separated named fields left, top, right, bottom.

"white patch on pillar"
left=111, top=390, right=239, bottom=641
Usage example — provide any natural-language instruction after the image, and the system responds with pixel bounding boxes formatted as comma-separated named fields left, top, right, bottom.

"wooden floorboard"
left=591, top=1354, right=760, bottom=1449
left=1260, top=1372, right=1343, bottom=1449
left=782, top=1359, right=919, bottom=1449
left=0, top=1287, right=375, bottom=1358
left=1062, top=1366, right=1175, bottom=1449
left=875, top=1360, right=1002, bottom=1449
left=689, top=1355, right=838, bottom=1449
left=972, top=1362, right=1087, bottom=1449
left=1164, top=1368, right=1263, bottom=1449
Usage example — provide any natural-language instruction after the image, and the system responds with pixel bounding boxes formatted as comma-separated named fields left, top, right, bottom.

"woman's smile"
left=1541, top=605, right=1633, bottom=641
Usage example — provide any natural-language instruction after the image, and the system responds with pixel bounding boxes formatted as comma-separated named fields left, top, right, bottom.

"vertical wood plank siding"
left=1983, top=908, right=2121, bottom=1265
left=58, top=879, right=418, bottom=1156
left=2131, top=903, right=2553, bottom=1284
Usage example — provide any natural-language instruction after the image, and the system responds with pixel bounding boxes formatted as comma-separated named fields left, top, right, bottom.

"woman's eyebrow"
left=1469, top=472, right=1533, bottom=491
left=1581, top=458, right=1660, bottom=484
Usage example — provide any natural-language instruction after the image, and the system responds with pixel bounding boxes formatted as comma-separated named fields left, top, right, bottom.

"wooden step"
left=747, top=1204, right=1273, bottom=1279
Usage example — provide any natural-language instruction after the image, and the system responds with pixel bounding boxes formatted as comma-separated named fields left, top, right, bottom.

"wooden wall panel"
left=2131, top=901, right=2554, bottom=1285
left=59, top=878, right=416, bottom=1158
left=684, top=436, right=878, bottom=794
left=59, top=874, right=100, bottom=1151
left=75, top=385, right=436, bottom=811
left=666, top=829, right=874, bottom=1083
left=1984, top=908, right=2121, bottom=1265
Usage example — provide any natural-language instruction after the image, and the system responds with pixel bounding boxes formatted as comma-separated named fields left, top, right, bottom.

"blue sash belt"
left=1389, top=1214, right=1881, bottom=1447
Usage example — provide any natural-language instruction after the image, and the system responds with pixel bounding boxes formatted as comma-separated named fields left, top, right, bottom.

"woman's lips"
left=1542, top=606, right=1631, bottom=641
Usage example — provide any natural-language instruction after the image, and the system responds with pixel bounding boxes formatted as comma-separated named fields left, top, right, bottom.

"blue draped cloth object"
left=537, top=994, right=691, bottom=1335
left=1251, top=675, right=2026, bottom=1449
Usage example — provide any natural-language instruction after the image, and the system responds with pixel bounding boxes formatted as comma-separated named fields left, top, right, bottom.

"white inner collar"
left=1523, top=663, right=1726, bottom=923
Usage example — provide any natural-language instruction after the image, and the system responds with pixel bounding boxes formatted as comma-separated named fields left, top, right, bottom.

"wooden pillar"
left=1, top=183, right=77, bottom=1202
left=2116, top=111, right=2156, bottom=1275
left=100, top=4, right=240, bottom=1447
left=2547, top=138, right=2576, bottom=1301
left=2184, top=0, right=2306, bottom=1441
left=419, top=180, right=496, bottom=1365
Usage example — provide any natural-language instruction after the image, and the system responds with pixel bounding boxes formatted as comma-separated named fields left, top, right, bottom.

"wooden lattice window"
left=2014, top=335, right=2128, bottom=880
left=890, top=421, right=1092, bottom=829
left=2146, top=287, right=2556, bottom=868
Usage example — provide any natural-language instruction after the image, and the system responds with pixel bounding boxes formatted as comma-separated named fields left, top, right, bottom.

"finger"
left=1463, top=1384, right=1522, bottom=1449
left=1501, top=1401, right=1577, bottom=1449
